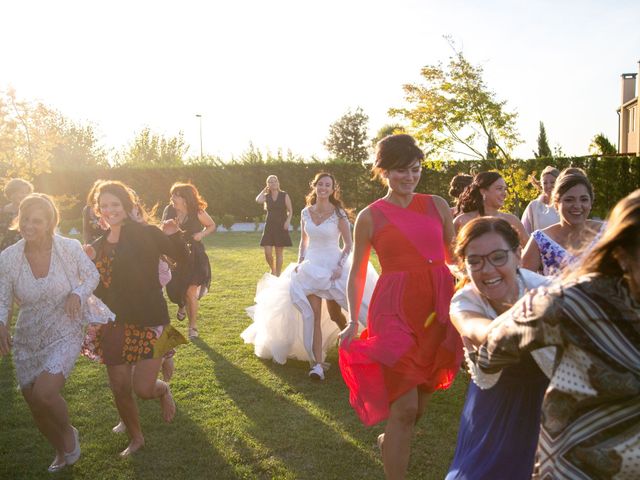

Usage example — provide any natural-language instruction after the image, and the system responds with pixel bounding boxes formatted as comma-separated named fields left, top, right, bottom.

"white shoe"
left=112, top=421, right=127, bottom=434
left=64, top=426, right=81, bottom=466
left=308, top=364, right=325, bottom=380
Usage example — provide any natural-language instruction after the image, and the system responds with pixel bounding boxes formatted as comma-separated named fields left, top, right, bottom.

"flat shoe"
left=64, top=426, right=81, bottom=465
left=188, top=328, right=199, bottom=339
left=176, top=309, right=186, bottom=321
left=47, top=457, right=66, bottom=473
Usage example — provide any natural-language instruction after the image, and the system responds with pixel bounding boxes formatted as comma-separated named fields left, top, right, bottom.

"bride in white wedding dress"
left=242, top=173, right=378, bottom=379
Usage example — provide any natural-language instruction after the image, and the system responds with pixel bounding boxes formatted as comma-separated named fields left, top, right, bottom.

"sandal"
left=176, top=308, right=186, bottom=321
left=188, top=327, right=199, bottom=339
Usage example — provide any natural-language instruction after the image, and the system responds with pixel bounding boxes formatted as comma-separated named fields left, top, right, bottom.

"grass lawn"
left=0, top=232, right=468, bottom=480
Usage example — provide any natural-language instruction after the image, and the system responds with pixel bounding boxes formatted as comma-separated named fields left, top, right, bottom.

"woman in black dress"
left=255, top=175, right=292, bottom=277
left=163, top=182, right=215, bottom=339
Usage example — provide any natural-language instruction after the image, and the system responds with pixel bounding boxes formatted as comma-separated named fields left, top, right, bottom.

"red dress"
left=339, top=194, right=463, bottom=426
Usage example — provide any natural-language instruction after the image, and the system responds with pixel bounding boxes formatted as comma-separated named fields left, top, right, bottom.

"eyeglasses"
left=465, top=249, right=514, bottom=272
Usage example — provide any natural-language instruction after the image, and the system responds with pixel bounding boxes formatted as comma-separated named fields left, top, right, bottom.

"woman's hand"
left=83, top=244, right=96, bottom=260
left=0, top=323, right=11, bottom=356
left=162, top=218, right=180, bottom=236
left=283, top=220, right=290, bottom=231
left=192, top=231, right=204, bottom=242
left=65, top=293, right=81, bottom=320
left=338, top=322, right=358, bottom=348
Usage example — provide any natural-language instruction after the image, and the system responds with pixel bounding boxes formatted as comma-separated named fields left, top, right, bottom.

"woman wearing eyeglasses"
left=446, top=217, right=552, bottom=480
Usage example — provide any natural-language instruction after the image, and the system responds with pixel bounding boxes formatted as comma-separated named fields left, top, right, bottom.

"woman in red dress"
left=339, top=134, right=463, bottom=480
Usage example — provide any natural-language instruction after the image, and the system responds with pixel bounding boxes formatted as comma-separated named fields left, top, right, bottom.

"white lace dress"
left=0, top=235, right=101, bottom=388
left=242, top=207, right=379, bottom=365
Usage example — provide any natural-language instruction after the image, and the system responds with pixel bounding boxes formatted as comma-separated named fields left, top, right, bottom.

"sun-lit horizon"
left=3, top=0, right=639, bottom=162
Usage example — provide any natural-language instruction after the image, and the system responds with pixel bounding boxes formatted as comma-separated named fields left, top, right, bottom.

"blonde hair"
left=14, top=193, right=59, bottom=236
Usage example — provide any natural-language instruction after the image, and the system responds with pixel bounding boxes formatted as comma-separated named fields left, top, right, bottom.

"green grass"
left=0, top=232, right=468, bottom=480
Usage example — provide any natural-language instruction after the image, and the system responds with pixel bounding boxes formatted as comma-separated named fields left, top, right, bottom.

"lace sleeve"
left=68, top=239, right=100, bottom=302
left=0, top=253, right=13, bottom=326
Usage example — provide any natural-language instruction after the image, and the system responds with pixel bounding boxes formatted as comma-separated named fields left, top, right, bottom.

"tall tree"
left=323, top=107, right=369, bottom=163
left=486, top=130, right=498, bottom=160
left=535, top=121, right=552, bottom=158
left=118, top=128, right=187, bottom=166
left=389, top=41, right=520, bottom=164
left=589, top=133, right=617, bottom=156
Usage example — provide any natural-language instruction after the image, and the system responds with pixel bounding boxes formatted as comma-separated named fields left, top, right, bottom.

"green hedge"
left=32, top=156, right=640, bottom=222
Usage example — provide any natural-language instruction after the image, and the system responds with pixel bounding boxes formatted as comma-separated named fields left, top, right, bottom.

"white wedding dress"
left=242, top=207, right=379, bottom=365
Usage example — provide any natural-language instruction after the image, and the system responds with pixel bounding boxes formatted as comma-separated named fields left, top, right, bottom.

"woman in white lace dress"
left=0, top=194, right=100, bottom=472
left=242, top=172, right=378, bottom=380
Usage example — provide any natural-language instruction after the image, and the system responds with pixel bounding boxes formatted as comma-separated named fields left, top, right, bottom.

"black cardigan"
left=93, top=220, right=188, bottom=327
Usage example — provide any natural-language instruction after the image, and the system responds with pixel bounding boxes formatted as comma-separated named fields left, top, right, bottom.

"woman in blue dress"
left=446, top=217, right=554, bottom=480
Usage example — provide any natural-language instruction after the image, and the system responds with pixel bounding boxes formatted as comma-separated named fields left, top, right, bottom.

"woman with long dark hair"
left=472, top=188, right=640, bottom=478
left=448, top=173, right=473, bottom=217
left=83, top=180, right=188, bottom=457
left=163, top=182, right=215, bottom=339
left=338, top=134, right=462, bottom=480
left=453, top=171, right=528, bottom=247
left=242, top=172, right=378, bottom=380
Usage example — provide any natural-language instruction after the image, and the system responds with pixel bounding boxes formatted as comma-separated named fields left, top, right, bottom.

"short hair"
left=15, top=193, right=59, bottom=237
left=4, top=178, right=34, bottom=199
left=372, top=134, right=424, bottom=179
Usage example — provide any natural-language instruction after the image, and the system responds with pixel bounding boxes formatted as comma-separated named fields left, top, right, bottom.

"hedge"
left=31, top=156, right=640, bottom=223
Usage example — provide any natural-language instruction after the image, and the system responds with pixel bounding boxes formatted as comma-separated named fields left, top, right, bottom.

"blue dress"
left=446, top=354, right=548, bottom=480
left=446, top=269, right=551, bottom=480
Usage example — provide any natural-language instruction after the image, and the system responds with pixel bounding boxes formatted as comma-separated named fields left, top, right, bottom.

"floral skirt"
left=82, top=322, right=187, bottom=366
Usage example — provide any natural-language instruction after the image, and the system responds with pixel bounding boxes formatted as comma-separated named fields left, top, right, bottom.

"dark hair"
left=552, top=171, right=594, bottom=207
left=372, top=134, right=424, bottom=180
left=449, top=173, right=473, bottom=216
left=571, top=189, right=640, bottom=279
left=170, top=182, right=208, bottom=216
left=305, top=172, right=352, bottom=220
left=457, top=171, right=503, bottom=216
left=4, top=178, right=34, bottom=199
left=454, top=217, right=520, bottom=286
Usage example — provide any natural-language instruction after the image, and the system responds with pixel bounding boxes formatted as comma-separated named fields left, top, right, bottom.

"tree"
left=486, top=130, right=498, bottom=160
left=534, top=121, right=552, bottom=158
left=371, top=123, right=405, bottom=148
left=389, top=41, right=520, bottom=165
left=118, top=128, right=187, bottom=166
left=0, top=88, right=107, bottom=178
left=589, top=133, right=617, bottom=156
left=323, top=107, right=369, bottom=163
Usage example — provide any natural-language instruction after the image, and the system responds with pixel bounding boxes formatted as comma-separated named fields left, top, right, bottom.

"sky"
left=3, top=0, right=639, bottom=161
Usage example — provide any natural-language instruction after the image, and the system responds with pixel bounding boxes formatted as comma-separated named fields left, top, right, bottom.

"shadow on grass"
left=192, top=338, right=384, bottom=480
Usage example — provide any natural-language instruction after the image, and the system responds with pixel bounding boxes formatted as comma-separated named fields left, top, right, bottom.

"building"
left=618, top=62, right=640, bottom=155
